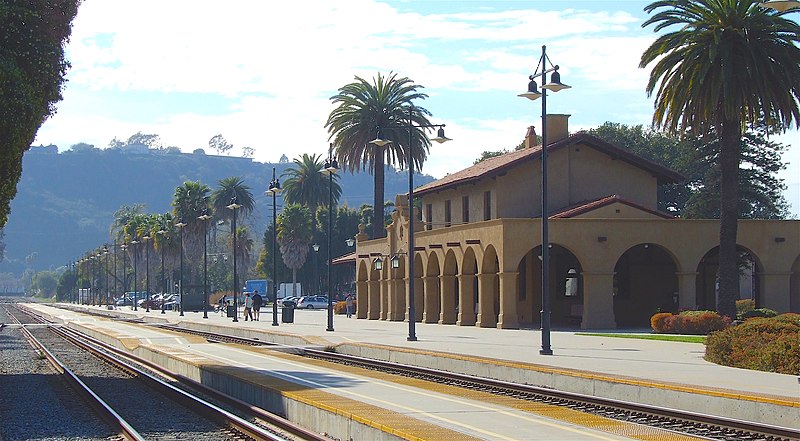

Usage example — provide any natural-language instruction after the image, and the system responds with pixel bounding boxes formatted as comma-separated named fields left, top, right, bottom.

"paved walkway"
left=52, top=302, right=798, bottom=401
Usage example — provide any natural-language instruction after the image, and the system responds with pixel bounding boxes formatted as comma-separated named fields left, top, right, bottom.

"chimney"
left=545, top=114, right=570, bottom=143
left=524, top=126, right=538, bottom=149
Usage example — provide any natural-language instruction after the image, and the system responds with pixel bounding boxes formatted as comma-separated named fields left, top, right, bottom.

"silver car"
left=296, top=296, right=329, bottom=309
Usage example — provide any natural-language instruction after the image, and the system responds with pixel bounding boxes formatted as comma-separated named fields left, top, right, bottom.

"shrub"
left=650, top=310, right=730, bottom=334
left=650, top=312, right=672, bottom=332
left=736, top=299, right=755, bottom=318
left=741, top=308, right=778, bottom=319
left=705, top=314, right=799, bottom=374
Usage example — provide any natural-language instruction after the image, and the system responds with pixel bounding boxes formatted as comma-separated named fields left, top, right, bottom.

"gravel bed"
left=27, top=326, right=237, bottom=441
left=0, top=324, right=118, bottom=441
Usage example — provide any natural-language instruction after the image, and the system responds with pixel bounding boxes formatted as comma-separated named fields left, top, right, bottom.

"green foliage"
left=277, top=204, right=313, bottom=271
left=0, top=0, right=80, bottom=227
left=640, top=0, right=800, bottom=325
left=326, top=71, right=431, bottom=239
left=56, top=268, right=77, bottom=301
left=705, top=314, right=799, bottom=374
left=741, top=308, right=779, bottom=319
left=31, top=270, right=58, bottom=297
left=589, top=122, right=789, bottom=219
left=736, top=299, right=756, bottom=317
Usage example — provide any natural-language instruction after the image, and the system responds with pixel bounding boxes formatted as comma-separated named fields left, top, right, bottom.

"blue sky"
left=34, top=0, right=800, bottom=216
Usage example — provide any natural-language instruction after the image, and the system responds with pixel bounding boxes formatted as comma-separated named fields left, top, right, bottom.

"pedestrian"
left=218, top=295, right=226, bottom=316
left=243, top=292, right=253, bottom=321
left=252, top=290, right=262, bottom=321
left=345, top=294, right=354, bottom=318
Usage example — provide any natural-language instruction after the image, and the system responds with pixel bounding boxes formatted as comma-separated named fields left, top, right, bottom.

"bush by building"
left=650, top=310, right=730, bottom=334
left=705, top=314, right=799, bottom=374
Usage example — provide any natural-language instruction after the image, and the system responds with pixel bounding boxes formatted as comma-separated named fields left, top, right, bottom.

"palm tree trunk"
left=291, top=268, right=298, bottom=296
left=717, top=119, right=741, bottom=320
left=373, top=147, right=385, bottom=239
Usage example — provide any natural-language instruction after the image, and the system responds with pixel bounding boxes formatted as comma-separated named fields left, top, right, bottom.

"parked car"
left=278, top=296, right=298, bottom=308
left=296, top=296, right=329, bottom=309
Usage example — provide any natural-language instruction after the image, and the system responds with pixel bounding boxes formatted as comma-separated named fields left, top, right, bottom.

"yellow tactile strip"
left=336, top=342, right=800, bottom=408
left=258, top=349, right=705, bottom=441
left=211, top=361, right=484, bottom=441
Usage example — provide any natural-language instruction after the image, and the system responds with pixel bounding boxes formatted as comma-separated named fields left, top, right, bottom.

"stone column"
left=380, top=278, right=388, bottom=320
left=367, top=280, right=380, bottom=320
left=760, top=272, right=792, bottom=312
left=675, top=272, right=699, bottom=310
left=476, top=273, right=497, bottom=328
left=439, top=275, right=457, bottom=324
left=457, top=274, right=476, bottom=326
left=423, top=276, right=439, bottom=323
left=580, top=271, right=616, bottom=329
left=497, top=271, right=519, bottom=329
left=356, top=280, right=368, bottom=319
left=411, top=275, right=424, bottom=322
left=389, top=276, right=405, bottom=321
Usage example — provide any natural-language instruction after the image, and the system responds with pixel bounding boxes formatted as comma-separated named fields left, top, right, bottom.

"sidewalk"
left=54, top=302, right=798, bottom=401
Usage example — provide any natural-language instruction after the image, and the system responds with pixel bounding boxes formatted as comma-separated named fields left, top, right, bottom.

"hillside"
left=0, top=146, right=433, bottom=274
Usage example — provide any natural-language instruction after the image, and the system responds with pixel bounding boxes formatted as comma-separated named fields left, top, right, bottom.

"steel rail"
left=10, top=312, right=146, bottom=441
left=55, top=323, right=328, bottom=441
left=302, top=348, right=800, bottom=441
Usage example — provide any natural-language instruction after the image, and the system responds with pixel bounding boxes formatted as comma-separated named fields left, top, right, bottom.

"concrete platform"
left=34, top=303, right=800, bottom=430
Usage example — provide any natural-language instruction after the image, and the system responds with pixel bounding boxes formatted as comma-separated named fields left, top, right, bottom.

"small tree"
left=277, top=204, right=312, bottom=296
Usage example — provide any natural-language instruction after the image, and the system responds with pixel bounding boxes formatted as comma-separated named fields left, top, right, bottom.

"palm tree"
left=276, top=204, right=313, bottom=297
left=326, top=72, right=434, bottom=239
left=228, top=225, right=253, bottom=280
left=282, top=153, right=343, bottom=216
left=211, top=177, right=255, bottom=225
left=640, top=0, right=800, bottom=319
left=172, top=181, right=212, bottom=262
left=110, top=204, right=146, bottom=243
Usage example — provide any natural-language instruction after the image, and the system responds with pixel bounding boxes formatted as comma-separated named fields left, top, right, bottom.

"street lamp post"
left=519, top=44, right=570, bottom=356
left=176, top=219, right=186, bottom=316
left=323, top=143, right=339, bottom=332
left=131, top=239, right=139, bottom=311
left=312, top=244, right=320, bottom=295
left=199, top=210, right=212, bottom=319
left=371, top=106, right=451, bottom=341
left=142, top=234, right=151, bottom=312
left=120, top=242, right=128, bottom=303
left=157, top=229, right=167, bottom=314
left=266, top=168, right=281, bottom=327
left=227, top=197, right=242, bottom=323
left=103, top=245, right=109, bottom=307
left=113, top=240, right=118, bottom=303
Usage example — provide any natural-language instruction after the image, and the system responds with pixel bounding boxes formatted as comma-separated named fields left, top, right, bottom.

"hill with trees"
left=0, top=145, right=432, bottom=275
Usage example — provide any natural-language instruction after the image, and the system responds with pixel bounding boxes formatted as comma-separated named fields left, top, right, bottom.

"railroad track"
left=28, top=304, right=800, bottom=441
left=7, top=305, right=323, bottom=441
left=147, top=319, right=799, bottom=441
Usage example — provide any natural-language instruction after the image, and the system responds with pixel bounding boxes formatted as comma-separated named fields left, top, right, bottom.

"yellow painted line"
left=340, top=342, right=799, bottom=408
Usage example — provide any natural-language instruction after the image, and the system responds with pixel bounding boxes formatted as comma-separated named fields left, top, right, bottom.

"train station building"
left=352, top=115, right=800, bottom=329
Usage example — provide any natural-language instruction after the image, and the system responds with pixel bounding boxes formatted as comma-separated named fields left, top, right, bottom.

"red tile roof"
left=550, top=194, right=674, bottom=219
left=415, top=132, right=684, bottom=196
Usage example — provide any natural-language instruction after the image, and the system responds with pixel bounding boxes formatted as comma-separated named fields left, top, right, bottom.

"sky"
left=34, top=0, right=800, bottom=216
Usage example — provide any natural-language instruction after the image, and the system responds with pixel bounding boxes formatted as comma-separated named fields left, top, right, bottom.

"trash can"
left=226, top=305, right=236, bottom=318
left=281, top=305, right=294, bottom=323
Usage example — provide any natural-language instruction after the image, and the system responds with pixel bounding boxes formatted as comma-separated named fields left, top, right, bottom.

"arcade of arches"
left=353, top=215, right=800, bottom=329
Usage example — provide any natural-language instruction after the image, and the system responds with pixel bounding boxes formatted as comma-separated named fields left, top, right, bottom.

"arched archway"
left=458, top=248, right=478, bottom=326
left=441, top=250, right=459, bottom=324
left=614, top=243, right=678, bottom=327
left=791, top=255, right=800, bottom=312
left=389, top=253, right=406, bottom=321
left=356, top=260, right=369, bottom=319
left=696, top=245, right=762, bottom=311
left=424, top=254, right=441, bottom=323
left=477, top=245, right=500, bottom=327
left=411, top=253, right=424, bottom=322
left=367, top=258, right=382, bottom=320
left=521, top=244, right=583, bottom=328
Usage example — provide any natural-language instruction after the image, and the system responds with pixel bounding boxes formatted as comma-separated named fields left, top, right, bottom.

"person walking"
left=252, top=290, right=262, bottom=321
left=243, top=292, right=253, bottom=321
left=345, top=294, right=354, bottom=318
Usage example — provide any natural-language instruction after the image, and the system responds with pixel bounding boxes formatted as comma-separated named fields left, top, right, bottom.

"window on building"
left=444, top=200, right=452, bottom=227
left=425, top=203, right=432, bottom=231
left=483, top=191, right=491, bottom=220
left=462, top=196, right=469, bottom=223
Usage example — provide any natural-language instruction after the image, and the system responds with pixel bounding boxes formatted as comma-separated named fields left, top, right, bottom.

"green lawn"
left=576, top=333, right=706, bottom=344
